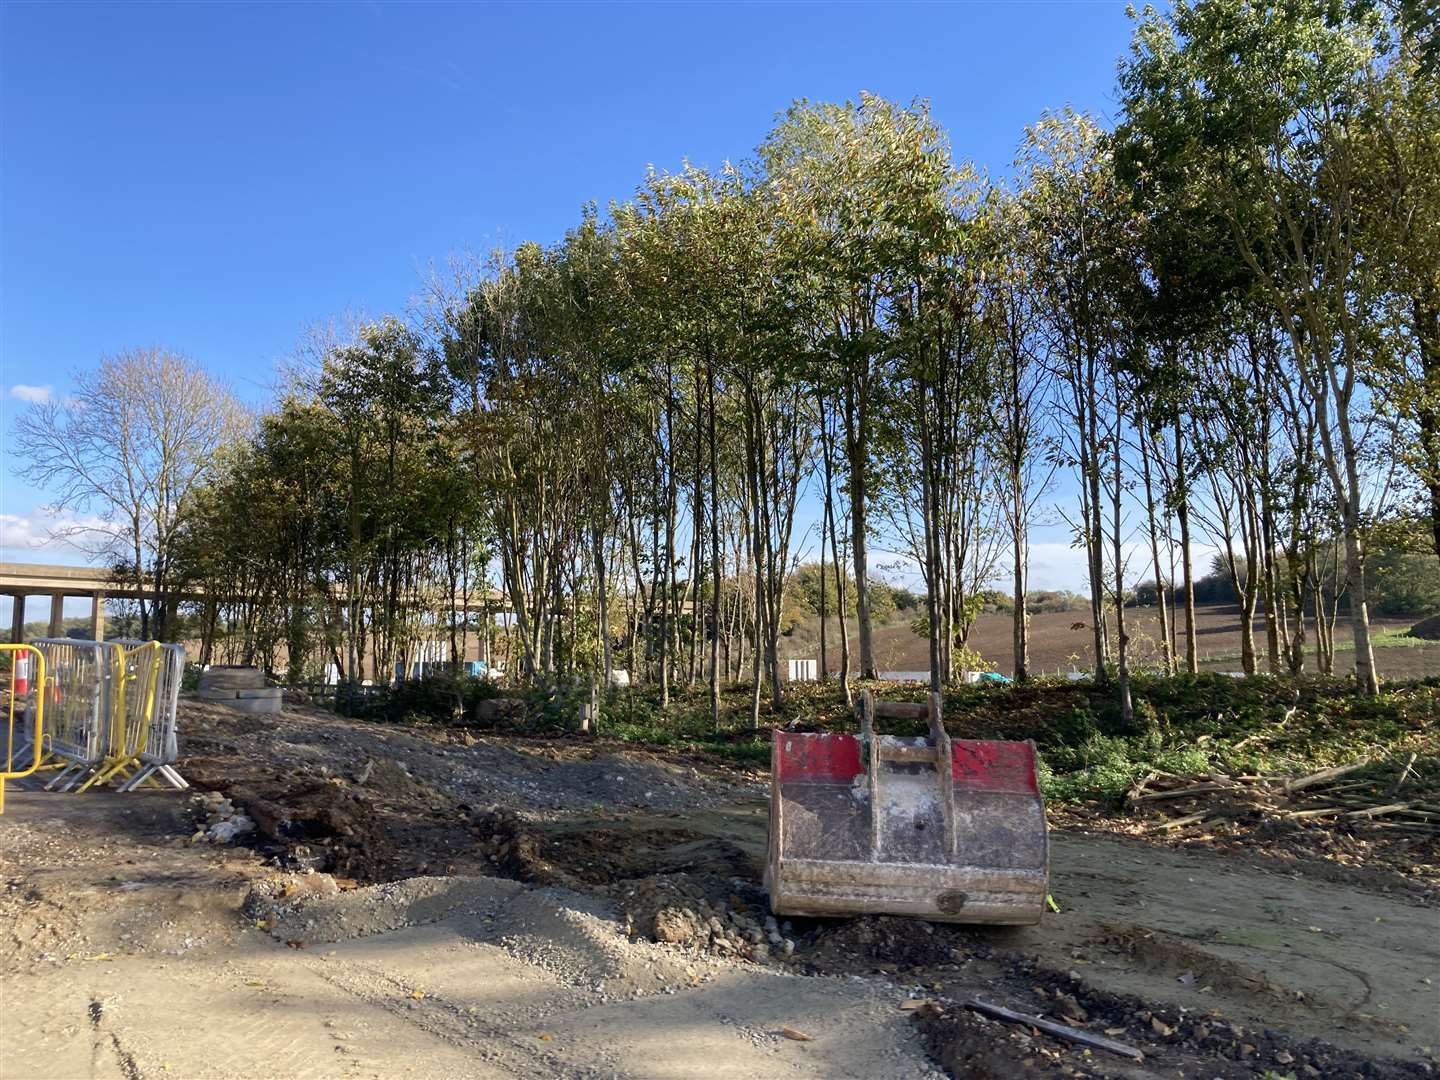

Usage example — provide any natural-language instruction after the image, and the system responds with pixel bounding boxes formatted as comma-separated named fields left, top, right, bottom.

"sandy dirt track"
left=1, top=696, right=1436, bottom=1078
left=0, top=792, right=937, bottom=1080
left=2, top=788, right=1436, bottom=1079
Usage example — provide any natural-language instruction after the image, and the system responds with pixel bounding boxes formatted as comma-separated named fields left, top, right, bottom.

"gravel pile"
left=620, top=874, right=796, bottom=961
left=243, top=871, right=523, bottom=942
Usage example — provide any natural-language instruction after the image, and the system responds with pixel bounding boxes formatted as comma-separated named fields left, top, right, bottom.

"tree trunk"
left=1174, top=415, right=1198, bottom=674
left=707, top=361, right=722, bottom=728
left=844, top=385, right=876, bottom=679
left=593, top=522, right=613, bottom=687
left=1415, top=292, right=1440, bottom=561
left=1111, top=391, right=1132, bottom=727
left=1139, top=422, right=1173, bottom=675
left=818, top=482, right=829, bottom=683
left=1011, top=507, right=1029, bottom=681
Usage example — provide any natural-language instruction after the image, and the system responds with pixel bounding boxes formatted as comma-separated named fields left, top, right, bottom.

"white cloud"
left=0, top=509, right=117, bottom=561
left=8, top=384, right=53, bottom=404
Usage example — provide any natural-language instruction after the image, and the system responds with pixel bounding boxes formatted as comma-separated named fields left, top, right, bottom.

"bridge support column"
left=48, top=594, right=65, bottom=637
left=90, top=591, right=106, bottom=641
left=9, top=593, right=26, bottom=643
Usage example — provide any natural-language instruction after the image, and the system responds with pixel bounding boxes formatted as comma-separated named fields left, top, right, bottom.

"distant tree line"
left=12, top=0, right=1432, bottom=714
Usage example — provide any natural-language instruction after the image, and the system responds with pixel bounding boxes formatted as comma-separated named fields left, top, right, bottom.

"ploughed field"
left=816, top=601, right=1433, bottom=680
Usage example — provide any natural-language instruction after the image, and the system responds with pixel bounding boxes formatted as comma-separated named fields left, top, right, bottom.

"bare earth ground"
left=2, top=697, right=1437, bottom=1079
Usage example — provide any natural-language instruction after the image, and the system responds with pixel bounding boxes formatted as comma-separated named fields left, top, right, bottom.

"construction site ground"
left=1, top=697, right=1436, bottom=1079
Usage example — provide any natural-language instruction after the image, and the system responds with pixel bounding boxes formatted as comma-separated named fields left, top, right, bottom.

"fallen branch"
left=1310, top=780, right=1375, bottom=796
left=1284, top=806, right=1346, bottom=819
left=1285, top=759, right=1369, bottom=794
left=964, top=999, right=1144, bottom=1061
left=1391, top=753, right=1418, bottom=796
left=1147, top=811, right=1211, bottom=832
left=1131, top=783, right=1234, bottom=802
left=1344, top=802, right=1413, bottom=819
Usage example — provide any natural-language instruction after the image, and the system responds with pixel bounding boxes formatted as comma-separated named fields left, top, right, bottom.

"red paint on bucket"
left=774, top=731, right=863, bottom=784
left=951, top=740, right=1039, bottom=794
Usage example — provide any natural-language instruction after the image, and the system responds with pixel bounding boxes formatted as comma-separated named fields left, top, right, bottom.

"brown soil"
left=459, top=800, right=1438, bottom=1075
left=173, top=694, right=765, bottom=884
left=4, top=694, right=1437, bottom=1079
left=814, top=602, right=1430, bottom=678
left=1050, top=801, right=1440, bottom=906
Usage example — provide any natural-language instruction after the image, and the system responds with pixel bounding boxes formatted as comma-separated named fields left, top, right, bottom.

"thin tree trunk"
left=1174, top=414, right=1198, bottom=674
left=1139, top=421, right=1173, bottom=675
left=707, top=361, right=722, bottom=728
left=844, top=384, right=876, bottom=679
left=1111, top=386, right=1132, bottom=726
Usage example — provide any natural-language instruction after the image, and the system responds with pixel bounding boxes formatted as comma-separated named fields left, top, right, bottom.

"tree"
left=13, top=347, right=245, bottom=640
left=764, top=94, right=938, bottom=681
left=982, top=189, right=1056, bottom=682
left=1119, top=0, right=1401, bottom=694
left=1020, top=110, right=1139, bottom=721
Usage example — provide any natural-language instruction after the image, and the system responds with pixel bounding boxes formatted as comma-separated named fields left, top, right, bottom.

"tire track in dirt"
left=308, top=955, right=612, bottom=1080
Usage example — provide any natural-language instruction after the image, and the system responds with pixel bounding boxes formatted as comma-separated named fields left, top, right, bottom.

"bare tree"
left=13, top=347, right=246, bottom=639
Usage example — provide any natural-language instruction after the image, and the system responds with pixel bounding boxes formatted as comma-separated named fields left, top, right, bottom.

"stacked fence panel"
left=1, top=644, right=46, bottom=812
left=112, top=641, right=188, bottom=791
left=30, top=638, right=188, bottom=793
left=32, top=638, right=117, bottom=791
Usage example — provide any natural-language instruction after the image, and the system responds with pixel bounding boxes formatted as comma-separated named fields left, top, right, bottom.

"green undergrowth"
left=599, top=673, right=1439, bottom=804
left=934, top=673, right=1439, bottom=805
left=350, top=670, right=1439, bottom=806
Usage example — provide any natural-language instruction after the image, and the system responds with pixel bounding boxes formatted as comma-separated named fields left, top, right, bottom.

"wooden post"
left=90, top=591, right=106, bottom=641
left=47, top=594, right=64, bottom=637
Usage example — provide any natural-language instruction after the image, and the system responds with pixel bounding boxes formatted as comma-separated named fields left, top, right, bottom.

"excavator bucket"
left=766, top=691, right=1048, bottom=925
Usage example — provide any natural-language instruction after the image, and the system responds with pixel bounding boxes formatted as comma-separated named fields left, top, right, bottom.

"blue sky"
left=1, top=0, right=1141, bottom=595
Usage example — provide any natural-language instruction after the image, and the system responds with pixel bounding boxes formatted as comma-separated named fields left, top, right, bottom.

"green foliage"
left=922, top=673, right=1436, bottom=805
left=1367, top=547, right=1440, bottom=616
left=166, top=14, right=1430, bottom=715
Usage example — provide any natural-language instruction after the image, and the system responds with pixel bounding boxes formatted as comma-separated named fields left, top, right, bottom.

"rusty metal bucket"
left=766, top=690, right=1048, bottom=925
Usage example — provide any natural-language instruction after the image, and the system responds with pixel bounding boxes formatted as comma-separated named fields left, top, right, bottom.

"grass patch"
left=1198, top=627, right=1435, bottom=666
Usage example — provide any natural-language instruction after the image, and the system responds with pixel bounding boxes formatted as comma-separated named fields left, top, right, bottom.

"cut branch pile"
left=1122, top=754, right=1440, bottom=837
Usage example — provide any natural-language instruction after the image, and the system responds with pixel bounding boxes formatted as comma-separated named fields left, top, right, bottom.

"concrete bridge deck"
left=0, top=561, right=513, bottom=643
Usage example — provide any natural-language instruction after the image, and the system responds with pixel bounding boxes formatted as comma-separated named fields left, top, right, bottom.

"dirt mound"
left=469, top=808, right=781, bottom=959
left=996, top=959, right=1433, bottom=1079
left=1409, top=614, right=1440, bottom=640
left=544, top=826, right=758, bottom=886
left=617, top=875, right=783, bottom=958
left=204, top=777, right=397, bottom=880
left=915, top=969, right=1434, bottom=1080
left=243, top=872, right=524, bottom=944
left=805, top=915, right=976, bottom=973
left=472, top=805, right=555, bottom=882
left=912, top=1002, right=1079, bottom=1078
left=473, top=808, right=760, bottom=890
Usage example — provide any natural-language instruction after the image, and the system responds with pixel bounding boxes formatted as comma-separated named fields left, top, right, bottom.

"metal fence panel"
left=111, top=640, right=187, bottom=791
left=1, top=644, right=46, bottom=813
left=32, top=639, right=189, bottom=793
left=31, top=638, right=120, bottom=791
